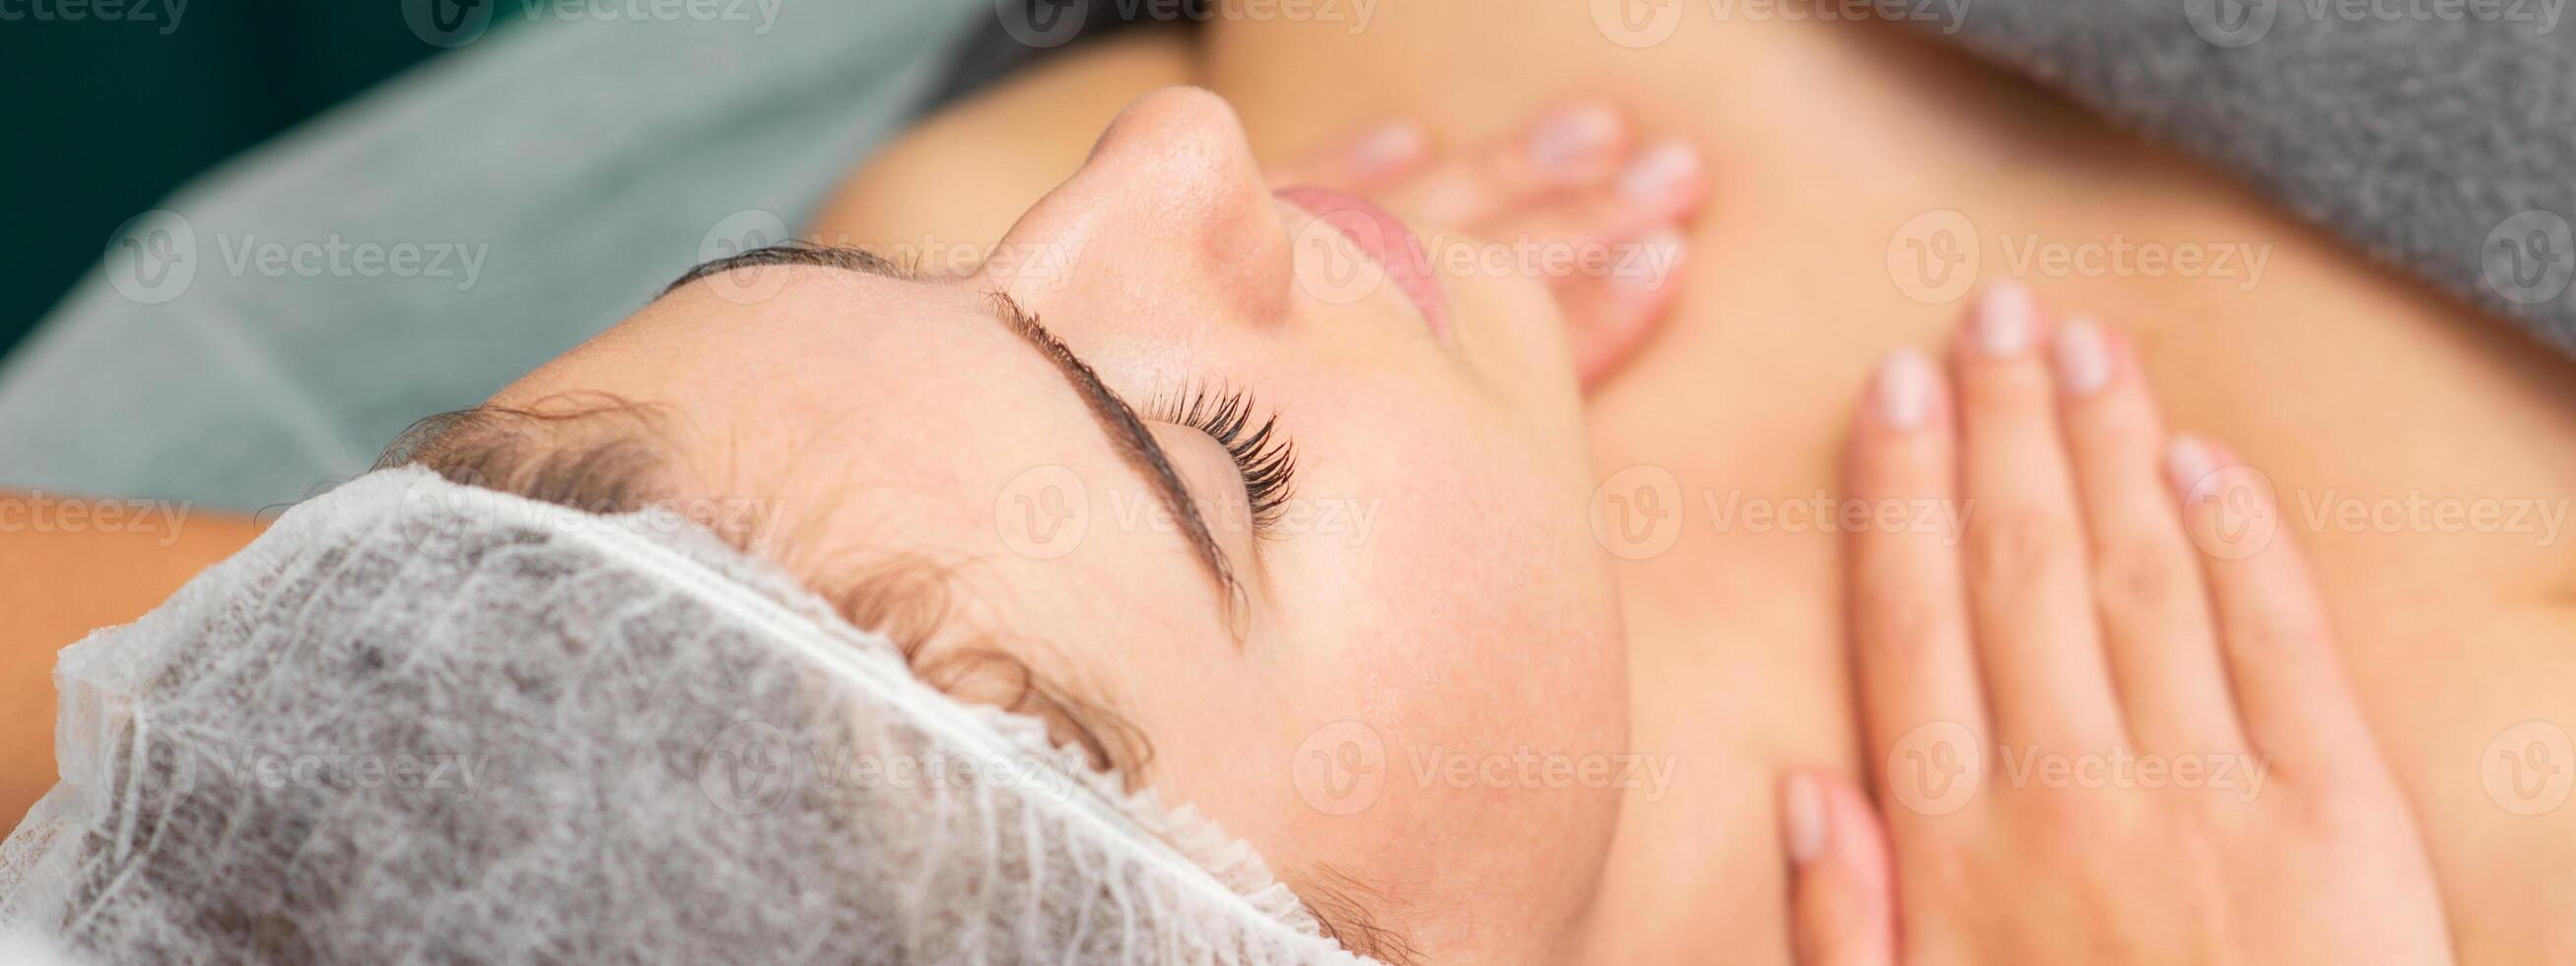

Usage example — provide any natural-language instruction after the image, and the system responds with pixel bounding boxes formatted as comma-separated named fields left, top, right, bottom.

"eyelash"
left=1151, top=385, right=1299, bottom=532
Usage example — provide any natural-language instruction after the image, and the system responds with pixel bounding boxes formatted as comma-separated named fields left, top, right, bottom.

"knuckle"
left=2078, top=392, right=2159, bottom=444
left=1898, top=830, right=1987, bottom=898
left=2228, top=606, right=2329, bottom=658
left=1862, top=584, right=1949, bottom=656
left=1965, top=504, right=2070, bottom=587
left=1961, top=362, right=2053, bottom=423
left=2091, top=545, right=2195, bottom=626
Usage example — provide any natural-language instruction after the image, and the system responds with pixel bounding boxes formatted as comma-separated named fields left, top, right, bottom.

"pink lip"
left=1274, top=185, right=1448, bottom=339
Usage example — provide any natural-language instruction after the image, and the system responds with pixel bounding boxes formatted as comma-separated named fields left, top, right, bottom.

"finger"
left=1555, top=231, right=1687, bottom=389
left=1266, top=119, right=1433, bottom=194
left=2166, top=437, right=2386, bottom=780
left=1784, top=769, right=1898, bottom=966
left=2053, top=317, right=2244, bottom=754
left=1471, top=139, right=1707, bottom=249
left=1952, top=282, right=2126, bottom=750
left=1848, top=348, right=1991, bottom=795
left=1379, top=103, right=1631, bottom=228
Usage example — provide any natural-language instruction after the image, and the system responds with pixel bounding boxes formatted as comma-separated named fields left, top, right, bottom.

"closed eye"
left=1150, top=385, right=1299, bottom=534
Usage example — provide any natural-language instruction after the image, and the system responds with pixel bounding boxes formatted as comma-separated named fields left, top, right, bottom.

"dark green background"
left=0, top=2, right=541, bottom=361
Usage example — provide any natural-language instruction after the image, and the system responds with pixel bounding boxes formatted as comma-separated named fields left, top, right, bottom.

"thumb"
left=1782, top=768, right=1898, bottom=966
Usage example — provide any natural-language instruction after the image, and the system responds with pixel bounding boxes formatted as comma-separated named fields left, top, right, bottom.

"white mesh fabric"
left=0, top=467, right=1366, bottom=965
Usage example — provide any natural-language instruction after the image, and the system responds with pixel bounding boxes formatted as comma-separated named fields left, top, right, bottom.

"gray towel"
left=1914, top=0, right=2576, bottom=355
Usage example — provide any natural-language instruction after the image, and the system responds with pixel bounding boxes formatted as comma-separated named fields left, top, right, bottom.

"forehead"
left=509, top=266, right=1044, bottom=408
left=496, top=266, right=1087, bottom=489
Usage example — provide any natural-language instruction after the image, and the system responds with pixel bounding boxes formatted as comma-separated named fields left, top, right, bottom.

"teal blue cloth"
left=0, top=0, right=986, bottom=510
left=13, top=1, right=2568, bottom=511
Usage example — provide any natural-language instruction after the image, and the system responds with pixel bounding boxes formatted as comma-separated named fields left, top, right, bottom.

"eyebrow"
left=666, top=243, right=1249, bottom=618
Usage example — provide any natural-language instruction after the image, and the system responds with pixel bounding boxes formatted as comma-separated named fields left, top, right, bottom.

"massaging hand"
left=1265, top=104, right=1706, bottom=388
left=1779, top=284, right=2455, bottom=965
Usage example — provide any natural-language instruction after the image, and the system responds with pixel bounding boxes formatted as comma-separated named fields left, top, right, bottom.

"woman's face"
left=498, top=88, right=1627, bottom=960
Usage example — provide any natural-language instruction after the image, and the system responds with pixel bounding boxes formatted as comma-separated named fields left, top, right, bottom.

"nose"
left=982, top=88, right=1296, bottom=322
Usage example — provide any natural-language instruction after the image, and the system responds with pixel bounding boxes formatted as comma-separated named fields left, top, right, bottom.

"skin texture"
left=0, top=6, right=2559, bottom=960
left=816, top=8, right=2576, bottom=962
left=486, top=89, right=1656, bottom=964
left=1778, top=286, right=2449, bottom=965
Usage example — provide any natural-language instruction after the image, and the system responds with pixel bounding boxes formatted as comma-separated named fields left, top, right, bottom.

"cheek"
left=1265, top=449, right=1633, bottom=849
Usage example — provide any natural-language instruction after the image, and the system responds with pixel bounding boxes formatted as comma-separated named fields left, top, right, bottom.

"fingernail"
left=1349, top=121, right=1428, bottom=179
left=2054, top=314, right=2111, bottom=397
left=1972, top=280, right=2035, bottom=357
left=2164, top=436, right=2217, bottom=495
left=1874, top=349, right=1935, bottom=430
left=1784, top=773, right=1827, bottom=865
left=1528, top=104, right=1622, bottom=175
left=1613, top=229, right=1686, bottom=294
left=1619, top=140, right=1702, bottom=204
